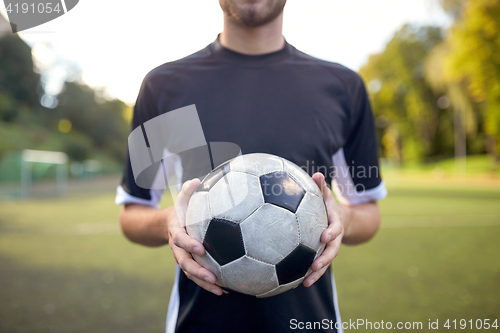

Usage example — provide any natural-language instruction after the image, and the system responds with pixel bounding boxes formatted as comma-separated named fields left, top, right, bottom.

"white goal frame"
left=21, top=149, right=68, bottom=197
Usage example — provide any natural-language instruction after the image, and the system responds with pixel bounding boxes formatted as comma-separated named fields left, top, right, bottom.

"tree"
left=443, top=0, right=500, bottom=162
left=359, top=25, right=445, bottom=163
left=0, top=21, right=129, bottom=166
left=425, top=42, right=486, bottom=172
left=55, top=82, right=129, bottom=161
left=0, top=33, right=41, bottom=122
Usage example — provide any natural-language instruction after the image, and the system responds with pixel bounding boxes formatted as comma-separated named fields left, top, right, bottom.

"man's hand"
left=303, top=172, right=348, bottom=288
left=303, top=173, right=381, bottom=288
left=168, top=179, right=225, bottom=296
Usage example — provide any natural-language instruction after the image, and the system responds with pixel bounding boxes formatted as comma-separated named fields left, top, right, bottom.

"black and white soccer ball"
left=185, top=153, right=328, bottom=297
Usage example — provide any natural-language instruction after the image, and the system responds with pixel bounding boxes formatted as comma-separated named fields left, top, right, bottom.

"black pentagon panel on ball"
left=203, top=218, right=245, bottom=266
left=259, top=171, right=305, bottom=213
left=196, top=162, right=231, bottom=192
left=276, top=244, right=316, bottom=285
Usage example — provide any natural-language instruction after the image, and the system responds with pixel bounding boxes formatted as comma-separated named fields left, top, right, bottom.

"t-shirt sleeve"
left=115, top=75, right=164, bottom=208
left=331, top=74, right=387, bottom=205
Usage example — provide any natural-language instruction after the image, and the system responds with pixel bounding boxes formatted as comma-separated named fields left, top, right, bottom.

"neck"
left=220, top=13, right=285, bottom=55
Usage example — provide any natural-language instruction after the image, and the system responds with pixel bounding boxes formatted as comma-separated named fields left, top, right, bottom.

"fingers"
left=312, top=172, right=343, bottom=247
left=303, top=262, right=330, bottom=288
left=312, top=216, right=343, bottom=272
left=320, top=215, right=343, bottom=244
left=186, top=273, right=225, bottom=296
left=172, top=244, right=222, bottom=295
left=169, top=178, right=226, bottom=296
left=177, top=251, right=214, bottom=283
left=170, top=237, right=220, bottom=294
left=169, top=178, right=206, bottom=257
left=311, top=233, right=342, bottom=272
left=171, top=242, right=224, bottom=296
left=172, top=228, right=205, bottom=256
left=303, top=174, right=345, bottom=288
left=304, top=235, right=342, bottom=288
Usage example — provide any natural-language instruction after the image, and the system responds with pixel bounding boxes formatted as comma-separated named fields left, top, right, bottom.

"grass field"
left=0, top=175, right=499, bottom=332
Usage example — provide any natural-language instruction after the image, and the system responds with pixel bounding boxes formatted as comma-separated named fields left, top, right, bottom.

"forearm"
left=119, top=204, right=173, bottom=247
left=340, top=201, right=380, bottom=245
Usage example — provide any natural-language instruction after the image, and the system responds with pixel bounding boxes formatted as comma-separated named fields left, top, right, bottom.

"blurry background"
left=0, top=0, right=499, bottom=332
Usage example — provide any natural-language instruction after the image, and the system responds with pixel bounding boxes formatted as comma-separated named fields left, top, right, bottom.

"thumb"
left=311, top=173, right=335, bottom=205
left=174, top=178, right=201, bottom=226
left=177, top=178, right=201, bottom=206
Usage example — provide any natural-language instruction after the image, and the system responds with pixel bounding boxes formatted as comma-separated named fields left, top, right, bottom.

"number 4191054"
left=444, top=319, right=498, bottom=330
left=6, top=2, right=62, bottom=14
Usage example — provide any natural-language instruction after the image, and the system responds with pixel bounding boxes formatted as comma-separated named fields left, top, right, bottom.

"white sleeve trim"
left=115, top=147, right=184, bottom=209
left=115, top=185, right=164, bottom=209
left=331, top=148, right=387, bottom=206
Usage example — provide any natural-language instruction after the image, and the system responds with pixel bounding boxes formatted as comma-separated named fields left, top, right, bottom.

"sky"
left=0, top=0, right=451, bottom=105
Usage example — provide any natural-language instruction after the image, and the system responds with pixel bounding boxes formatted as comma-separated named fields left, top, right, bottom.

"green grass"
left=383, top=154, right=500, bottom=176
left=0, top=194, right=177, bottom=333
left=0, top=180, right=499, bottom=332
left=333, top=183, right=500, bottom=330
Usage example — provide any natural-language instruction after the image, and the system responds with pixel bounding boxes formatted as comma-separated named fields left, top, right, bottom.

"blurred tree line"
left=2, top=0, right=498, bottom=172
left=359, top=0, right=500, bottom=165
left=0, top=29, right=129, bottom=168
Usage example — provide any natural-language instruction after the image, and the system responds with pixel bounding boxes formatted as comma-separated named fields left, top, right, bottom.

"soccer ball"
left=185, top=153, right=327, bottom=297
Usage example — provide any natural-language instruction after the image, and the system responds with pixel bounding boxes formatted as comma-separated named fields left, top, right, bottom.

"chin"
left=221, top=0, right=286, bottom=27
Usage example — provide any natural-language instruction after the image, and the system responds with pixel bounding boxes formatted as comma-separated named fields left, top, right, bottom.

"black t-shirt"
left=116, top=36, right=387, bottom=333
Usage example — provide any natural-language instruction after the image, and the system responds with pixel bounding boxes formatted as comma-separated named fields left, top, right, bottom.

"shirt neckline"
left=210, top=34, right=293, bottom=65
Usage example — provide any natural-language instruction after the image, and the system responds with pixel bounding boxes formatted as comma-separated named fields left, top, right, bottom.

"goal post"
left=21, top=149, right=68, bottom=197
